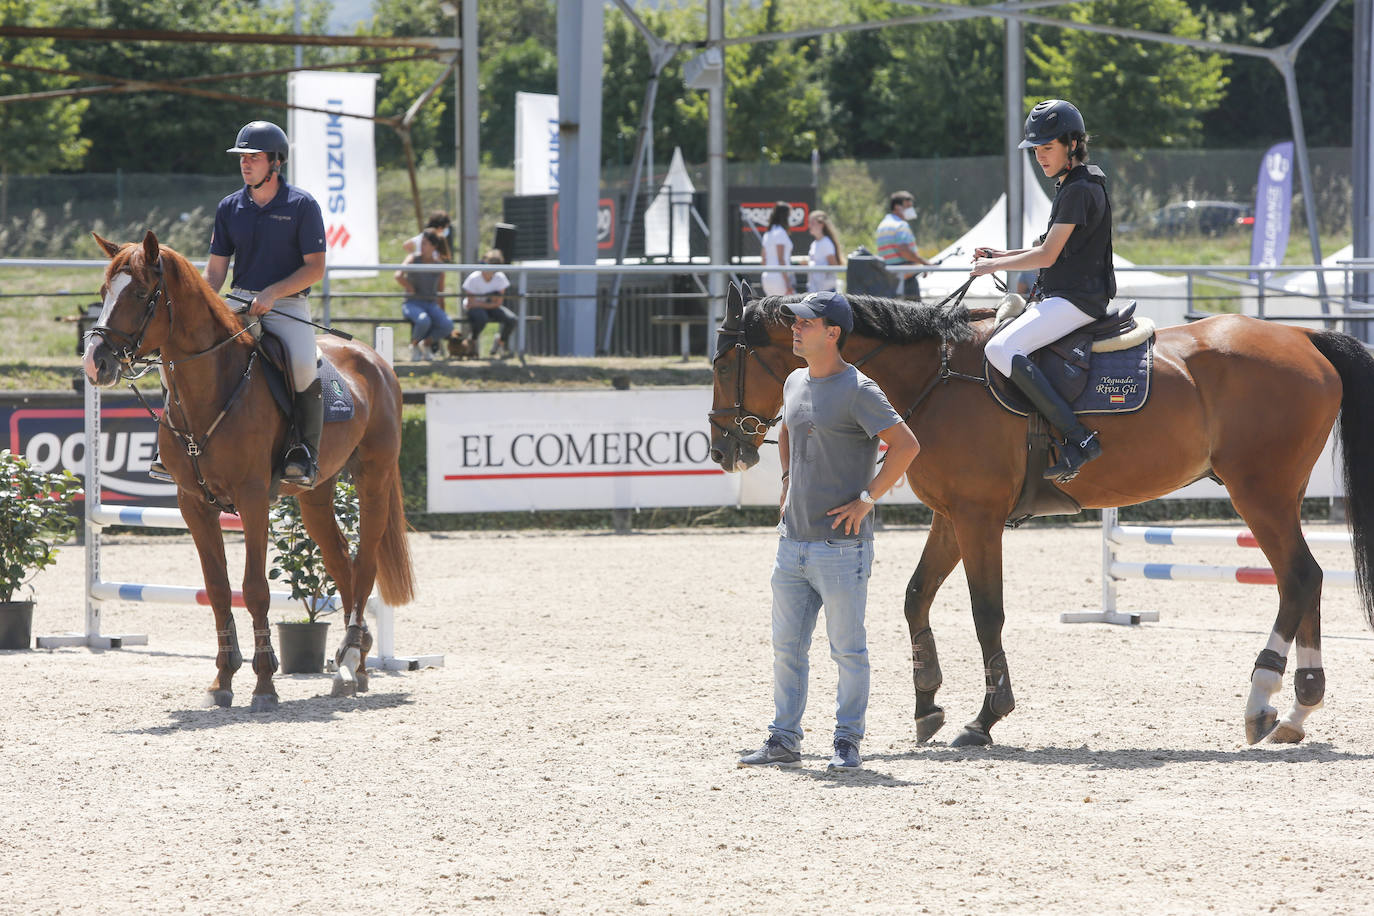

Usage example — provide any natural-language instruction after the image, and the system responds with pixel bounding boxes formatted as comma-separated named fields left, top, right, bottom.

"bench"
left=650, top=314, right=711, bottom=361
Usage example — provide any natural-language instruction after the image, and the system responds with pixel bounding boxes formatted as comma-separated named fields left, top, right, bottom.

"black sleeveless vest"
left=1036, top=164, right=1116, bottom=318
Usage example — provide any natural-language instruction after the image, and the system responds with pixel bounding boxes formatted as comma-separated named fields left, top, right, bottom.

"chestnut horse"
left=709, top=282, right=1374, bottom=747
left=84, top=231, right=414, bottom=711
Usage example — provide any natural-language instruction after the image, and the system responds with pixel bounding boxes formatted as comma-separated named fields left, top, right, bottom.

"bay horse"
left=83, top=231, right=414, bottom=711
left=709, top=282, right=1374, bottom=747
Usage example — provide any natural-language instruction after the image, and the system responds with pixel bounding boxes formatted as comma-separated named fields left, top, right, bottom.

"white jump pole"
left=1063, top=507, right=1356, bottom=626
left=1062, top=508, right=1161, bottom=626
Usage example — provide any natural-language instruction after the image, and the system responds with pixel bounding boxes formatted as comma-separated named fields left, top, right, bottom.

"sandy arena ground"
left=3, top=521, right=1374, bottom=914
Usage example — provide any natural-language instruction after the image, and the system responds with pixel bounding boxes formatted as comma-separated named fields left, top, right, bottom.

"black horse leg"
left=904, top=512, right=962, bottom=742
left=950, top=511, right=1014, bottom=747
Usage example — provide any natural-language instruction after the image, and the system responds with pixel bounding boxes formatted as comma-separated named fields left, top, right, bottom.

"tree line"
left=0, top=0, right=1354, bottom=180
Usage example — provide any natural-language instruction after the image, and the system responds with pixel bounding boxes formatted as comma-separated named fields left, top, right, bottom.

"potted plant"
left=268, top=480, right=359, bottom=674
left=0, top=450, right=82, bottom=650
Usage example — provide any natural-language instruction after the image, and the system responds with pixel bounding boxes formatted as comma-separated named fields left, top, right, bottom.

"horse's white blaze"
left=97, top=272, right=133, bottom=328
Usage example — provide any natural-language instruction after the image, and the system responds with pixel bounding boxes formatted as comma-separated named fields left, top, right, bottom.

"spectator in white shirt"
left=760, top=201, right=795, bottom=296
left=462, top=249, right=518, bottom=358
left=806, top=210, right=843, bottom=292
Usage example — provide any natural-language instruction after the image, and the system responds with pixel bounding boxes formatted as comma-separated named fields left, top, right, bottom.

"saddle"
left=254, top=329, right=356, bottom=424
left=989, top=295, right=1157, bottom=528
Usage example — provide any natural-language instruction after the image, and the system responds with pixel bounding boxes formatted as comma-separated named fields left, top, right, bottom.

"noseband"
left=708, top=324, right=786, bottom=449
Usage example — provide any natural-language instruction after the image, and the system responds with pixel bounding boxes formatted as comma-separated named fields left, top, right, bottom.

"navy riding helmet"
left=1018, top=100, right=1085, bottom=149
left=227, top=120, right=290, bottom=162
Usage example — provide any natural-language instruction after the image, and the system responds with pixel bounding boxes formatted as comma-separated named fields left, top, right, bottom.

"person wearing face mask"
left=875, top=191, right=930, bottom=298
left=971, top=99, right=1113, bottom=482
left=403, top=211, right=452, bottom=261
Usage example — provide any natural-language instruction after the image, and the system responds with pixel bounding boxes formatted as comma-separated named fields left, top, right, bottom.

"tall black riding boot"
left=1008, top=354, right=1102, bottom=482
left=282, top=379, right=323, bottom=487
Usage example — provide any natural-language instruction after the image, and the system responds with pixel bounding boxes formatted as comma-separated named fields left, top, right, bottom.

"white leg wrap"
left=1245, top=667, right=1283, bottom=720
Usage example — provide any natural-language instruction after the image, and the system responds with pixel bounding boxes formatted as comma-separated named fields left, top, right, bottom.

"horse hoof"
left=331, top=666, right=357, bottom=698
left=250, top=694, right=279, bottom=713
left=202, top=689, right=233, bottom=708
left=950, top=724, right=993, bottom=747
left=914, top=708, right=945, bottom=743
left=1245, top=709, right=1278, bottom=745
left=1266, top=722, right=1305, bottom=744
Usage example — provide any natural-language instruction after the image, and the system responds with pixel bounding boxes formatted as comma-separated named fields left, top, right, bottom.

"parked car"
left=1120, top=200, right=1255, bottom=237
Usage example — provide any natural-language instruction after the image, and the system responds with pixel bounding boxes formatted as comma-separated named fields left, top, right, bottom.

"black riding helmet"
left=227, top=120, right=290, bottom=162
left=1018, top=100, right=1085, bottom=149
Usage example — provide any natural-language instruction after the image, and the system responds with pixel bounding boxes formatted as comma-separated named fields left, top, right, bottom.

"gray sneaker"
left=827, top=738, right=861, bottom=772
left=737, top=735, right=801, bottom=768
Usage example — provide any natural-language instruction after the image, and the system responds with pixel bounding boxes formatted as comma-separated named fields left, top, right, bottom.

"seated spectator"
left=402, top=211, right=452, bottom=261
left=463, top=249, right=518, bottom=359
left=395, top=228, right=453, bottom=361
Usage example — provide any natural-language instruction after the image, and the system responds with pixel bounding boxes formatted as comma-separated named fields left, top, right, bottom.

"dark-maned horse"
left=84, top=231, right=414, bottom=710
left=709, top=282, right=1374, bottom=746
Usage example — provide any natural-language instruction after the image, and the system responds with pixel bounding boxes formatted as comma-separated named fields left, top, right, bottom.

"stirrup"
left=1043, top=431, right=1102, bottom=482
left=281, top=446, right=317, bottom=486
left=148, top=459, right=174, bottom=484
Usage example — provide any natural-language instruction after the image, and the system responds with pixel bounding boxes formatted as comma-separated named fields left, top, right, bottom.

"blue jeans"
left=402, top=299, right=454, bottom=344
left=768, top=536, right=873, bottom=751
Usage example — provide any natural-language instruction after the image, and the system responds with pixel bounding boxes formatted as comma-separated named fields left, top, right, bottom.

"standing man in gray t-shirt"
left=738, top=291, right=920, bottom=772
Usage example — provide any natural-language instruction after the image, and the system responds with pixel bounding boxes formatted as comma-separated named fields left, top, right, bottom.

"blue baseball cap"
left=780, top=290, right=853, bottom=333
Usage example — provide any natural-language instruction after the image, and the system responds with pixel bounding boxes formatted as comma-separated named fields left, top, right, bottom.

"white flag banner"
left=287, top=71, right=380, bottom=278
left=514, top=91, right=560, bottom=195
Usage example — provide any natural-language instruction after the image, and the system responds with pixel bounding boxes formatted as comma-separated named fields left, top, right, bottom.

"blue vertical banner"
left=1250, top=141, right=1294, bottom=277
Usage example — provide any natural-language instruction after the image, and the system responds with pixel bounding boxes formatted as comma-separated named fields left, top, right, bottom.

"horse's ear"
left=141, top=230, right=161, bottom=268
left=740, top=279, right=755, bottom=303
left=92, top=233, right=121, bottom=260
left=725, top=282, right=743, bottom=329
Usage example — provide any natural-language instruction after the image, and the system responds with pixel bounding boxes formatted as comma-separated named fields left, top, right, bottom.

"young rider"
left=970, top=99, right=1115, bottom=481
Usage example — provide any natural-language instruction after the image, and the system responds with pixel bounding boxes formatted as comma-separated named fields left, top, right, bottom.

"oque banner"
left=1250, top=140, right=1294, bottom=276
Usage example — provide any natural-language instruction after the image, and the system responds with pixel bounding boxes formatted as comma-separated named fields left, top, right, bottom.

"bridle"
left=87, top=261, right=170, bottom=381
left=708, top=322, right=788, bottom=451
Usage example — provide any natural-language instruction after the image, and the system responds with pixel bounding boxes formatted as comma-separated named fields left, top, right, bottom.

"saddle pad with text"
left=990, top=338, right=1152, bottom=417
left=318, top=357, right=355, bottom=423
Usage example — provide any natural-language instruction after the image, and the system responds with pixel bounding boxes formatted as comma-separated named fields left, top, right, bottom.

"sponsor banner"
left=552, top=198, right=615, bottom=252
left=730, top=186, right=814, bottom=260
left=426, top=390, right=738, bottom=512
left=1250, top=140, right=1294, bottom=275
left=515, top=91, right=560, bottom=195
left=0, top=397, right=176, bottom=506
left=288, top=71, right=380, bottom=278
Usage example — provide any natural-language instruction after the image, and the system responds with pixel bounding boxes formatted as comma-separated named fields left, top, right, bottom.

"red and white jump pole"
left=1063, top=507, right=1355, bottom=626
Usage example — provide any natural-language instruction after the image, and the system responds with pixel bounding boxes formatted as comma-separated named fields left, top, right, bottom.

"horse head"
left=707, top=282, right=793, bottom=472
left=84, top=230, right=170, bottom=387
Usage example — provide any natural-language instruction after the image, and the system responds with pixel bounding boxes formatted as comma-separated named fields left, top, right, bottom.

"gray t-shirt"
left=779, top=364, right=902, bottom=541
left=404, top=259, right=443, bottom=304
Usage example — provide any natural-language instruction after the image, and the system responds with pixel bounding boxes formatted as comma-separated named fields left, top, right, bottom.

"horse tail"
left=1311, top=330, right=1374, bottom=628
left=375, top=469, right=415, bottom=606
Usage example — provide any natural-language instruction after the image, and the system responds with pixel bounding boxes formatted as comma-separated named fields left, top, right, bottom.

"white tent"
left=644, top=147, right=694, bottom=259
left=920, top=156, right=1190, bottom=328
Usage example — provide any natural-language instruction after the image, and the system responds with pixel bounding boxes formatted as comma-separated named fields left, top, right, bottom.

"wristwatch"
left=859, top=489, right=876, bottom=505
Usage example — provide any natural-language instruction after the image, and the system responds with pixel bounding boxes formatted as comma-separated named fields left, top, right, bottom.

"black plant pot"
left=276, top=621, right=330, bottom=674
left=0, top=600, right=35, bottom=650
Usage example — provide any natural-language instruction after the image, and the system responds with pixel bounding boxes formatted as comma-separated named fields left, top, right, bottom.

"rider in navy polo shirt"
left=200, top=120, right=328, bottom=487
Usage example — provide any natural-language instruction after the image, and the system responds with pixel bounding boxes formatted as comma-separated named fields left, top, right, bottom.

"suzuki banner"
left=427, top=390, right=738, bottom=512
left=288, top=71, right=380, bottom=278
left=514, top=91, right=560, bottom=196
left=1250, top=140, right=1294, bottom=276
